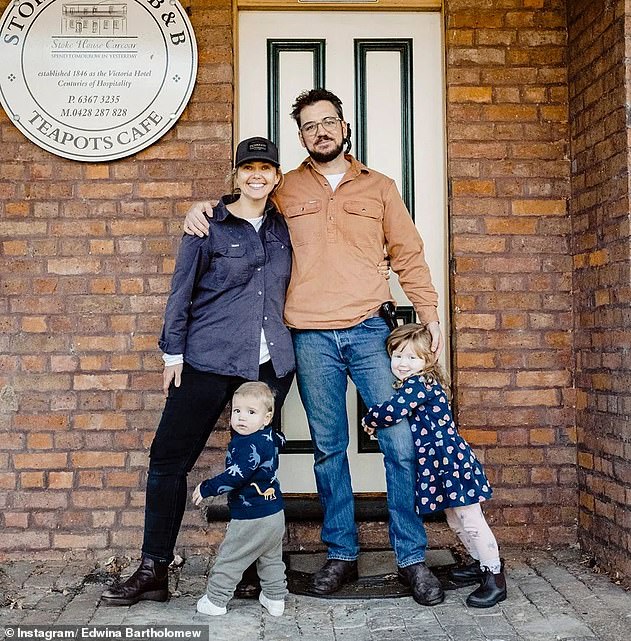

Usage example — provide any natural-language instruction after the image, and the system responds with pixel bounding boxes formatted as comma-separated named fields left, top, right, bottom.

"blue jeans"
left=292, top=316, right=427, bottom=567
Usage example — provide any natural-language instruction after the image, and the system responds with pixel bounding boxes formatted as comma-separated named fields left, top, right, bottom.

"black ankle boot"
left=101, top=556, right=169, bottom=606
left=449, top=560, right=483, bottom=586
left=466, top=567, right=507, bottom=608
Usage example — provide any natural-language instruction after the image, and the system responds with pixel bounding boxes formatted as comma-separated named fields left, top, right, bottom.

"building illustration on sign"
left=62, top=4, right=128, bottom=36
left=0, top=0, right=197, bottom=161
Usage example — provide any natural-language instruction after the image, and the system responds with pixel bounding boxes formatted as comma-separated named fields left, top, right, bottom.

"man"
left=184, top=89, right=445, bottom=606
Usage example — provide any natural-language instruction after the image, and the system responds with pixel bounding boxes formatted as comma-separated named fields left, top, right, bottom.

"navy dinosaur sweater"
left=199, top=427, right=285, bottom=520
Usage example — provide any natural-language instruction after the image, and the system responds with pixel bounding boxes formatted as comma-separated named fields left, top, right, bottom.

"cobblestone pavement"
left=1, top=547, right=630, bottom=641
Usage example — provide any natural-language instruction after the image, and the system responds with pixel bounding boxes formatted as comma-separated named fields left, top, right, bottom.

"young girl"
left=362, top=323, right=506, bottom=608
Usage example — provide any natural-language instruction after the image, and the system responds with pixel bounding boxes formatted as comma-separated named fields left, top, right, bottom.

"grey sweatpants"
left=206, top=510, right=287, bottom=607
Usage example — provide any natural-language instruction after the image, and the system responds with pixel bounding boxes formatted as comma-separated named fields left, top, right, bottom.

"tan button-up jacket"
left=274, top=155, right=439, bottom=330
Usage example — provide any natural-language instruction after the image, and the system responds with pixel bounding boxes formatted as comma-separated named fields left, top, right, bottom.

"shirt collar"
left=298, top=154, right=370, bottom=179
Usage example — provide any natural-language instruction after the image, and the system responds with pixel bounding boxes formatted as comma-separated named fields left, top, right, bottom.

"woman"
left=101, top=137, right=295, bottom=606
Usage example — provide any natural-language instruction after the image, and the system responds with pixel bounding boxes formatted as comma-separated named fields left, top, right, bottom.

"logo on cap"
left=235, top=136, right=279, bottom=167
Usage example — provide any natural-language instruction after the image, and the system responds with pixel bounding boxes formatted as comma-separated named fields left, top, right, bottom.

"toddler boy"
left=192, top=381, right=287, bottom=616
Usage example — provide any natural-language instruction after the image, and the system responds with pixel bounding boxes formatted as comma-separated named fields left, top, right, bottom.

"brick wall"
left=567, top=0, right=631, bottom=580
left=0, top=0, right=235, bottom=557
left=445, top=0, right=576, bottom=545
left=2, top=0, right=629, bottom=570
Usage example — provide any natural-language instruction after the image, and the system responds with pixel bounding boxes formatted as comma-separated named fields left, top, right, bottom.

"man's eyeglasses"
left=300, top=116, right=342, bottom=137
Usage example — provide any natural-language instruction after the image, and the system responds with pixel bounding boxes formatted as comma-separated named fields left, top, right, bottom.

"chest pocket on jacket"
left=284, top=200, right=322, bottom=246
left=209, top=243, right=250, bottom=289
left=266, top=232, right=292, bottom=280
left=342, top=201, right=383, bottom=248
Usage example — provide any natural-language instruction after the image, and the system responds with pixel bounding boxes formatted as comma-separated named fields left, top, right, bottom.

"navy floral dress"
left=364, top=375, right=492, bottom=515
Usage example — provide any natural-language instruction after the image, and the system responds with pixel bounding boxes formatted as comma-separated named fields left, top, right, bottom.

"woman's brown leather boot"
left=101, top=556, right=169, bottom=606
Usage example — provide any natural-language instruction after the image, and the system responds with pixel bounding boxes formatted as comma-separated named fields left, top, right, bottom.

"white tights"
left=444, top=503, right=502, bottom=573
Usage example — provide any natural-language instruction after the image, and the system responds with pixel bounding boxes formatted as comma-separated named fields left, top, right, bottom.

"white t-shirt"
left=246, top=215, right=271, bottom=365
left=325, top=172, right=345, bottom=191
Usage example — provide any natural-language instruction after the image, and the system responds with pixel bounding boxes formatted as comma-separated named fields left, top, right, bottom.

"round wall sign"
left=0, top=0, right=197, bottom=162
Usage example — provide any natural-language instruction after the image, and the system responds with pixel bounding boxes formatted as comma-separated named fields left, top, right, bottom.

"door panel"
left=238, top=10, right=447, bottom=493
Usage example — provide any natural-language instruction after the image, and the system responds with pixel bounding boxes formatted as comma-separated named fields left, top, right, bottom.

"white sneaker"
left=259, top=592, right=285, bottom=617
left=196, top=595, right=227, bottom=616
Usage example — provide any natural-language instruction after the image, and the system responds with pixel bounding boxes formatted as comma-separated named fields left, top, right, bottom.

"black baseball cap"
left=234, top=137, right=280, bottom=167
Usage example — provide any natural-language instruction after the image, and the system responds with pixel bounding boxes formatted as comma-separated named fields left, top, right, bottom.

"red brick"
left=50, top=221, right=107, bottom=236
left=13, top=414, right=69, bottom=431
left=83, top=164, right=110, bottom=180
left=578, top=452, right=594, bottom=469
left=530, top=429, right=557, bottom=445
left=47, top=258, right=101, bottom=275
left=19, top=316, right=48, bottom=334
left=53, top=534, right=107, bottom=549
left=77, top=183, right=133, bottom=199
left=71, top=452, right=126, bottom=468
left=456, top=352, right=497, bottom=369
left=13, top=453, right=68, bottom=469
left=50, top=355, right=79, bottom=372
left=4, top=513, right=29, bottom=528
left=13, top=492, right=68, bottom=509
left=448, top=86, right=493, bottom=103
left=107, top=472, right=141, bottom=487
left=77, top=471, right=104, bottom=488
left=20, top=472, right=45, bottom=488
left=498, top=429, right=529, bottom=446
left=74, top=413, right=126, bottom=430
left=48, top=472, right=73, bottom=489
left=503, top=389, right=560, bottom=406
left=136, top=183, right=193, bottom=199
left=483, top=105, right=539, bottom=121
left=90, top=278, right=116, bottom=294
left=459, top=429, right=498, bottom=446
left=26, top=433, right=54, bottom=450
left=72, top=491, right=127, bottom=508
left=0, top=472, right=17, bottom=489
left=501, top=313, right=528, bottom=329
left=20, top=355, right=47, bottom=372
left=74, top=336, right=128, bottom=352
left=74, top=374, right=129, bottom=390
left=516, top=371, right=571, bottom=387
left=501, top=468, right=530, bottom=485
left=512, top=199, right=566, bottom=215
left=455, top=313, right=497, bottom=330
left=0, top=532, right=50, bottom=549
left=3, top=240, right=28, bottom=255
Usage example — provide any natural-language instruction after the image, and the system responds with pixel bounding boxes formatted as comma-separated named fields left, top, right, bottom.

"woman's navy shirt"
left=159, top=196, right=295, bottom=379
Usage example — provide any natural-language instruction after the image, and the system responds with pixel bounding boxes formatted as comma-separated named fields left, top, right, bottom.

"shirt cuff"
left=162, top=353, right=184, bottom=366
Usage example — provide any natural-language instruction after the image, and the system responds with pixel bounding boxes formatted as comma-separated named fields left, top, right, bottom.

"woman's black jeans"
left=142, top=360, right=294, bottom=563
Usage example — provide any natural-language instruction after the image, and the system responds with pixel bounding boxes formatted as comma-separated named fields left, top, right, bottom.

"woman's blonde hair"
left=386, top=323, right=450, bottom=394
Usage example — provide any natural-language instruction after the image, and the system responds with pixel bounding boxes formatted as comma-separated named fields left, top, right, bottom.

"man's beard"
left=308, top=137, right=344, bottom=163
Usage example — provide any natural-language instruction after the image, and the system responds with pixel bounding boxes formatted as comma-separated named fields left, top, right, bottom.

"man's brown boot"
left=309, top=559, right=358, bottom=595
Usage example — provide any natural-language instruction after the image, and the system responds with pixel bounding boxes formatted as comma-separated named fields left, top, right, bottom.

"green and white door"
left=238, top=8, right=448, bottom=494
